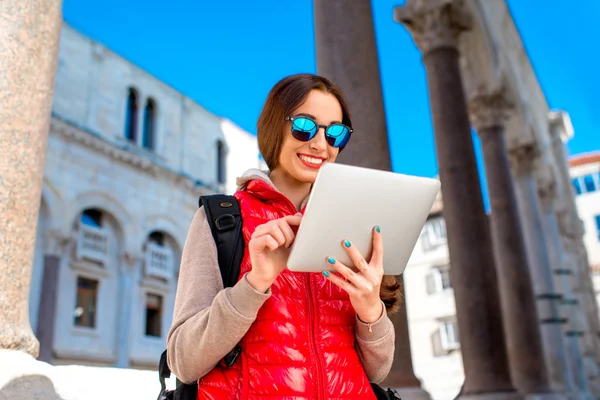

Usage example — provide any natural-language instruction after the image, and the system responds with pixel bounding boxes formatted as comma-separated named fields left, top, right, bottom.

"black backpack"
left=156, top=194, right=400, bottom=400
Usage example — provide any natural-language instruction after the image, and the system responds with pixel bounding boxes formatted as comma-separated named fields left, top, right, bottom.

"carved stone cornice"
left=508, top=143, right=539, bottom=176
left=468, top=87, right=514, bottom=133
left=50, top=114, right=217, bottom=198
left=394, top=0, right=472, bottom=56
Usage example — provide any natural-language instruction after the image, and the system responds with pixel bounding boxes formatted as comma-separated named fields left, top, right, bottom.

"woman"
left=167, top=73, right=401, bottom=399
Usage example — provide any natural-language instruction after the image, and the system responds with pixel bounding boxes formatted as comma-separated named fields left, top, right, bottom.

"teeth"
left=299, top=155, right=323, bottom=165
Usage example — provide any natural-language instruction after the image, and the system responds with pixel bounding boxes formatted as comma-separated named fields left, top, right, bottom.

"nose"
left=309, top=126, right=328, bottom=151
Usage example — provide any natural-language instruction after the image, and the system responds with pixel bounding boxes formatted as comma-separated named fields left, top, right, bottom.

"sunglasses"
left=286, top=115, right=353, bottom=148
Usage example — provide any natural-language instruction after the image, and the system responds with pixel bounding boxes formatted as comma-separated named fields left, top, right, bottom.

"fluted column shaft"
left=394, top=1, right=515, bottom=396
left=469, top=90, right=551, bottom=394
left=0, top=0, right=63, bottom=356
left=509, top=144, right=577, bottom=395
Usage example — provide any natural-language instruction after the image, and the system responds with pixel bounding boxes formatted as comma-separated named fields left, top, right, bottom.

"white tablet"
left=287, top=162, right=440, bottom=275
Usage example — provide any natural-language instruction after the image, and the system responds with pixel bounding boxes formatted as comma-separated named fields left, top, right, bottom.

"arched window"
left=142, top=98, right=156, bottom=150
left=124, top=88, right=139, bottom=142
left=217, top=140, right=226, bottom=184
left=81, top=209, right=102, bottom=227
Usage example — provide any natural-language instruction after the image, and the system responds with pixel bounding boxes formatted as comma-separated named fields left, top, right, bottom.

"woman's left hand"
left=323, top=225, right=384, bottom=323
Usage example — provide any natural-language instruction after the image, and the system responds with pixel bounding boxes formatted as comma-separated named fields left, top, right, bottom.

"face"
left=276, top=90, right=344, bottom=184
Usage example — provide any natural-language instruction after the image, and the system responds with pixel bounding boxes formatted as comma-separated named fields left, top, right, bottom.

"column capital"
left=119, top=251, right=143, bottom=273
left=394, top=0, right=472, bottom=56
left=508, top=143, right=539, bottom=176
left=44, top=229, right=69, bottom=257
left=468, top=87, right=514, bottom=133
left=537, top=178, right=558, bottom=212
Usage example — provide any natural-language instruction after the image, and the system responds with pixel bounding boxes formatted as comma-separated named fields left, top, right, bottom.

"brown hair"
left=257, top=73, right=402, bottom=313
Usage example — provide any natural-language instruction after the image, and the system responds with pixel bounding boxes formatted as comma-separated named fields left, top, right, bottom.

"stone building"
left=26, top=23, right=261, bottom=368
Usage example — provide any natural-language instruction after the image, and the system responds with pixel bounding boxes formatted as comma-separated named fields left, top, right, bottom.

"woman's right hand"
left=246, top=213, right=303, bottom=292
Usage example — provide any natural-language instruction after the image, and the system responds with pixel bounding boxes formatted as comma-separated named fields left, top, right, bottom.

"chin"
left=293, top=170, right=318, bottom=184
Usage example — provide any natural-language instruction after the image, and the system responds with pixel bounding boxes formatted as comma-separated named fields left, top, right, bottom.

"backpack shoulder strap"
left=157, top=195, right=244, bottom=399
left=199, top=194, right=244, bottom=288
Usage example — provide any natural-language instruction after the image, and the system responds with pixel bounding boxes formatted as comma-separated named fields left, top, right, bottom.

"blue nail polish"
left=376, top=225, right=380, bottom=233
left=322, top=270, right=330, bottom=277
left=344, top=240, right=351, bottom=248
left=327, top=257, right=335, bottom=264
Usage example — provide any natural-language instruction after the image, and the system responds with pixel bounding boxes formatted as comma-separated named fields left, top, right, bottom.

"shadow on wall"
left=0, top=374, right=65, bottom=400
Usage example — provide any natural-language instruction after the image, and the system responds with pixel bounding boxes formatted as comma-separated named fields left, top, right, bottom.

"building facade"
left=27, top=24, right=260, bottom=369
left=570, top=153, right=600, bottom=304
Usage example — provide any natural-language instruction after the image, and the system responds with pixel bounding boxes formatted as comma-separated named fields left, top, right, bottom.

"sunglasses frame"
left=286, top=115, right=353, bottom=148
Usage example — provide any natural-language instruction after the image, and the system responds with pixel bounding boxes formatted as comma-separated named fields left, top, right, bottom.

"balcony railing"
left=145, top=243, right=173, bottom=280
left=76, top=224, right=108, bottom=264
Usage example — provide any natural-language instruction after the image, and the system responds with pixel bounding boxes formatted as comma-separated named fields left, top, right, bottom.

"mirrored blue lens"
left=326, top=124, right=351, bottom=148
left=292, top=117, right=317, bottom=135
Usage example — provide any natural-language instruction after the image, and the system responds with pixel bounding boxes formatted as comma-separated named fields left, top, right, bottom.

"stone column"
left=468, top=89, right=552, bottom=396
left=35, top=230, right=69, bottom=363
left=508, top=144, right=579, bottom=396
left=313, top=1, right=429, bottom=397
left=537, top=178, right=594, bottom=396
left=313, top=0, right=391, bottom=171
left=394, top=2, right=517, bottom=398
left=382, top=276, right=430, bottom=399
left=0, top=0, right=63, bottom=356
left=548, top=113, right=600, bottom=384
left=115, top=252, right=140, bottom=368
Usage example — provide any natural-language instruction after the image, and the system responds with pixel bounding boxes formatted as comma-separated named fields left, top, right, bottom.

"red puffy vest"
left=196, top=179, right=376, bottom=400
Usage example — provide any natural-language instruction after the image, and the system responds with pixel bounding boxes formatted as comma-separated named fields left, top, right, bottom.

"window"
left=431, top=318, right=460, bottom=357
left=145, top=293, right=163, bottom=337
left=421, top=218, right=447, bottom=252
left=596, top=215, right=600, bottom=242
left=74, top=277, right=98, bottom=328
left=583, top=175, right=596, bottom=193
left=81, top=209, right=102, bottom=227
left=217, top=140, right=226, bottom=185
left=572, top=173, right=600, bottom=196
left=149, top=231, right=165, bottom=246
left=573, top=178, right=582, bottom=195
left=142, top=98, right=156, bottom=150
left=439, top=320, right=460, bottom=350
left=426, top=265, right=452, bottom=295
left=124, top=88, right=139, bottom=142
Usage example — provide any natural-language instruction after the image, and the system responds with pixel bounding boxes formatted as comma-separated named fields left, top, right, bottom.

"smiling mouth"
left=298, top=154, right=325, bottom=168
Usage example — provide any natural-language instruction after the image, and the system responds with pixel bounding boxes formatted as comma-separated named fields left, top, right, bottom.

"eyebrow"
left=296, top=112, right=342, bottom=125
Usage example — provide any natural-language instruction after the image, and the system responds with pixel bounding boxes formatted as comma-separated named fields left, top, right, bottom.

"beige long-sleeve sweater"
left=166, top=170, right=395, bottom=385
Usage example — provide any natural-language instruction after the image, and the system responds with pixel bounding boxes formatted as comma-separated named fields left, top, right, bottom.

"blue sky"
left=62, top=0, right=599, bottom=180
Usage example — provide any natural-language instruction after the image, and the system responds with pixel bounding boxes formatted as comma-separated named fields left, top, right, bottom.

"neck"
left=270, top=168, right=311, bottom=211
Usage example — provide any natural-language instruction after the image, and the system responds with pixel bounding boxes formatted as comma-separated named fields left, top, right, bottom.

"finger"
left=269, top=225, right=287, bottom=247
left=282, top=214, right=303, bottom=227
left=341, top=240, right=369, bottom=273
left=322, top=270, right=356, bottom=296
left=326, top=256, right=367, bottom=288
left=276, top=219, right=296, bottom=247
left=251, top=235, right=280, bottom=252
left=252, top=222, right=273, bottom=238
left=369, top=225, right=384, bottom=269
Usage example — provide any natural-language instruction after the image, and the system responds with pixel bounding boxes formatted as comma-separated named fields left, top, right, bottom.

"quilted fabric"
left=196, top=179, right=375, bottom=400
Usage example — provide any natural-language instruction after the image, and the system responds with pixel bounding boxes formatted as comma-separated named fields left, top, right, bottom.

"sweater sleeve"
left=166, top=207, right=271, bottom=384
left=354, top=303, right=396, bottom=384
